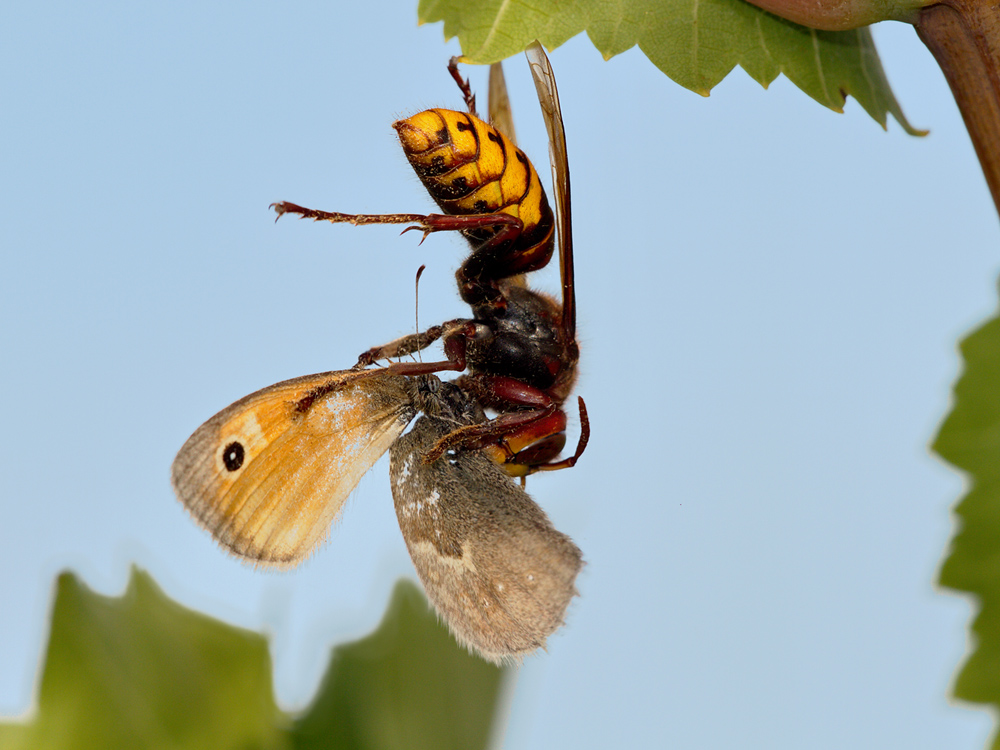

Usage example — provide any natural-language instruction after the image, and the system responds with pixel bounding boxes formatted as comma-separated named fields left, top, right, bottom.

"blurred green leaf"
left=0, top=567, right=286, bottom=750
left=418, top=0, right=922, bottom=134
left=0, top=571, right=506, bottom=750
left=292, top=580, right=506, bottom=750
left=934, top=300, right=1000, bottom=743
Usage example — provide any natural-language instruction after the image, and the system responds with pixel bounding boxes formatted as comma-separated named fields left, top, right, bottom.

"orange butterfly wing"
left=171, top=370, right=413, bottom=566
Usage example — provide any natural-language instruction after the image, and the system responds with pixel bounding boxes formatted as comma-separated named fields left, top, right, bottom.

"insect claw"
left=399, top=224, right=433, bottom=245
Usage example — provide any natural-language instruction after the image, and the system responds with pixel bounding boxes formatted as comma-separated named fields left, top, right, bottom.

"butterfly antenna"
left=414, top=264, right=426, bottom=362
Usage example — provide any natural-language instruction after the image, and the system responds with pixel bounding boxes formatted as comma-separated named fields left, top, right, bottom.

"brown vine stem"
left=914, top=0, right=1000, bottom=221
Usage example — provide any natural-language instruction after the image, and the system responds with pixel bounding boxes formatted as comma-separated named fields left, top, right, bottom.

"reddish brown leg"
left=360, top=323, right=473, bottom=377
left=423, top=396, right=589, bottom=476
left=421, top=403, right=559, bottom=462
left=400, top=212, right=522, bottom=250
left=271, top=201, right=521, bottom=246
left=419, top=374, right=554, bottom=460
left=354, top=326, right=444, bottom=368
left=272, top=200, right=526, bottom=305
left=272, top=201, right=426, bottom=227
left=447, top=57, right=477, bottom=117
left=355, top=318, right=476, bottom=369
left=523, top=397, right=590, bottom=474
left=509, top=433, right=567, bottom=467
left=419, top=366, right=589, bottom=474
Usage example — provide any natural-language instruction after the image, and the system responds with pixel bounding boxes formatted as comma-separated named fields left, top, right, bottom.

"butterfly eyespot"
left=222, top=441, right=245, bottom=472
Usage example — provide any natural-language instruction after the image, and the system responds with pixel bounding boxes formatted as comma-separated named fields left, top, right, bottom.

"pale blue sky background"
left=2, top=2, right=998, bottom=748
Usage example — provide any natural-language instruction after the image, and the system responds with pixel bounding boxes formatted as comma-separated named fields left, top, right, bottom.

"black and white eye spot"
left=222, top=441, right=245, bottom=472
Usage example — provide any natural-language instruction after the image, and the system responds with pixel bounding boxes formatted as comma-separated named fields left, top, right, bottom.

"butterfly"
left=172, top=370, right=582, bottom=661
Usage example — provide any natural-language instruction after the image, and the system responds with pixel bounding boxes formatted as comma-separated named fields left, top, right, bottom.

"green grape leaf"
left=0, top=568, right=287, bottom=750
left=0, top=572, right=507, bottom=750
left=934, top=302, right=1000, bottom=741
left=418, top=0, right=923, bottom=135
left=291, top=580, right=506, bottom=750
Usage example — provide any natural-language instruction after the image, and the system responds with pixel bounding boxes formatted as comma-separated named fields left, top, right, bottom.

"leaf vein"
left=856, top=29, right=877, bottom=106
left=810, top=28, right=832, bottom=106
left=692, top=0, right=700, bottom=83
left=480, top=0, right=517, bottom=55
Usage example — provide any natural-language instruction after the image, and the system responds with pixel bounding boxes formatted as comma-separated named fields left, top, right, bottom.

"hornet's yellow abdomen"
left=394, top=109, right=554, bottom=276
